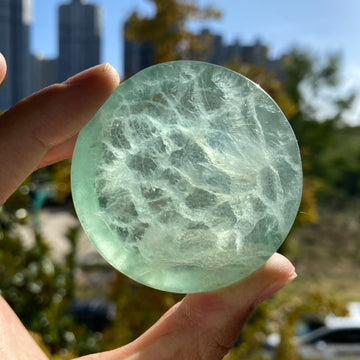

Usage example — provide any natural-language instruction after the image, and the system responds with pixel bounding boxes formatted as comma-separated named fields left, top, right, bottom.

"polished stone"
left=71, top=61, right=302, bottom=293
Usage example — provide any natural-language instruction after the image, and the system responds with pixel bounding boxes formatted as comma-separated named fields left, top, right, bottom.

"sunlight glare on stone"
left=71, top=61, right=303, bottom=293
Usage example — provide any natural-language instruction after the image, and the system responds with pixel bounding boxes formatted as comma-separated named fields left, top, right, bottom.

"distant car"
left=296, top=325, right=360, bottom=359
left=264, top=302, right=360, bottom=360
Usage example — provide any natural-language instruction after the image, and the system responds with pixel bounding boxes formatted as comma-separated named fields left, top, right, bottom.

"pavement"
left=15, top=207, right=103, bottom=264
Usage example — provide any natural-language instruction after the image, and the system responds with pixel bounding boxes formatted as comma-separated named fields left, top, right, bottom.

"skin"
left=0, top=53, right=296, bottom=360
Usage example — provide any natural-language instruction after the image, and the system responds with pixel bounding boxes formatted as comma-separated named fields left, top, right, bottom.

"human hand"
left=0, top=52, right=296, bottom=360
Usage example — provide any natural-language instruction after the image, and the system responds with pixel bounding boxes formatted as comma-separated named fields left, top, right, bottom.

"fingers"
left=76, top=253, right=296, bottom=360
left=0, top=296, right=48, bottom=360
left=0, top=63, right=119, bottom=205
left=0, top=52, right=6, bottom=84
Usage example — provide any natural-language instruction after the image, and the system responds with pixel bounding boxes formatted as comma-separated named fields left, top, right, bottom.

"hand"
left=0, top=53, right=296, bottom=360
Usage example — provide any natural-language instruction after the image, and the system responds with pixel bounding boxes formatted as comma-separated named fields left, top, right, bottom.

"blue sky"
left=31, top=0, right=360, bottom=123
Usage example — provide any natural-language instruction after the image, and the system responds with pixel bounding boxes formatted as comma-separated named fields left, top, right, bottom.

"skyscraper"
left=31, top=55, right=58, bottom=93
left=123, top=19, right=154, bottom=79
left=58, top=0, right=102, bottom=82
left=0, top=0, right=32, bottom=110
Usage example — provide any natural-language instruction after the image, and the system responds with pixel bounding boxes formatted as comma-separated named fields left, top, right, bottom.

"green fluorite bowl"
left=71, top=61, right=302, bottom=293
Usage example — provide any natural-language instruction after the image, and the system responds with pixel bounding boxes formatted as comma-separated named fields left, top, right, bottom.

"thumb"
left=77, top=253, right=296, bottom=360
left=132, top=253, right=296, bottom=359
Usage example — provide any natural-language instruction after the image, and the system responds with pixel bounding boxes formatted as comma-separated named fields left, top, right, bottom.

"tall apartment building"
left=0, top=0, right=32, bottom=110
left=58, top=0, right=102, bottom=82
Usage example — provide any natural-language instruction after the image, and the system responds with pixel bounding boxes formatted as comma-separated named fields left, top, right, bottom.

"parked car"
left=264, top=302, right=360, bottom=359
left=295, top=325, right=360, bottom=359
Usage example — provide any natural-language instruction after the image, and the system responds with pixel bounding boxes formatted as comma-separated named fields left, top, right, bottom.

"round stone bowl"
left=71, top=61, right=303, bottom=293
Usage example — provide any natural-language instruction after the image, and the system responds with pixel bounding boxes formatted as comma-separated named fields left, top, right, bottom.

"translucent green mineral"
left=71, top=61, right=302, bottom=293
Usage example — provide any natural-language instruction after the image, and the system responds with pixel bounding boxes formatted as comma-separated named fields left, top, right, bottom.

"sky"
left=31, top=0, right=360, bottom=124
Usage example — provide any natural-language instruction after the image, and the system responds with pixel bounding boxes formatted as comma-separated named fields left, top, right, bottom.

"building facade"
left=0, top=0, right=32, bottom=110
left=58, top=0, right=102, bottom=82
left=31, top=55, right=58, bottom=93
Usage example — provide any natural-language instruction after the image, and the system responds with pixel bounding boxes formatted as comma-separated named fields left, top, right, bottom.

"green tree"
left=0, top=183, right=99, bottom=357
left=223, top=60, right=318, bottom=226
left=220, top=53, right=355, bottom=360
left=125, top=0, right=221, bottom=65
left=318, top=126, right=360, bottom=196
left=283, top=50, right=355, bottom=179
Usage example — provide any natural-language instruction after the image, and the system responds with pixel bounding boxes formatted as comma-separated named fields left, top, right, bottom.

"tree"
left=224, top=61, right=298, bottom=120
left=221, top=55, right=354, bottom=360
left=125, top=0, right=222, bottom=64
left=226, top=50, right=356, bottom=199
left=224, top=60, right=318, bottom=227
left=228, top=51, right=356, bottom=224
left=283, top=50, right=355, bottom=177
left=318, top=126, right=360, bottom=196
left=0, top=181, right=100, bottom=357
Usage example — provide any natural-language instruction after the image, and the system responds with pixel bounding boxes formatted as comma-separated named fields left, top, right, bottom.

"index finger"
left=0, top=63, right=119, bottom=205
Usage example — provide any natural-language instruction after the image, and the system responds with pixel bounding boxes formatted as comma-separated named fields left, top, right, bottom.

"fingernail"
left=252, top=272, right=297, bottom=308
left=102, top=62, right=112, bottom=72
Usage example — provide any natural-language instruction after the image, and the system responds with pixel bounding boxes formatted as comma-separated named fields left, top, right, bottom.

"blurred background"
left=0, top=0, right=359, bottom=359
